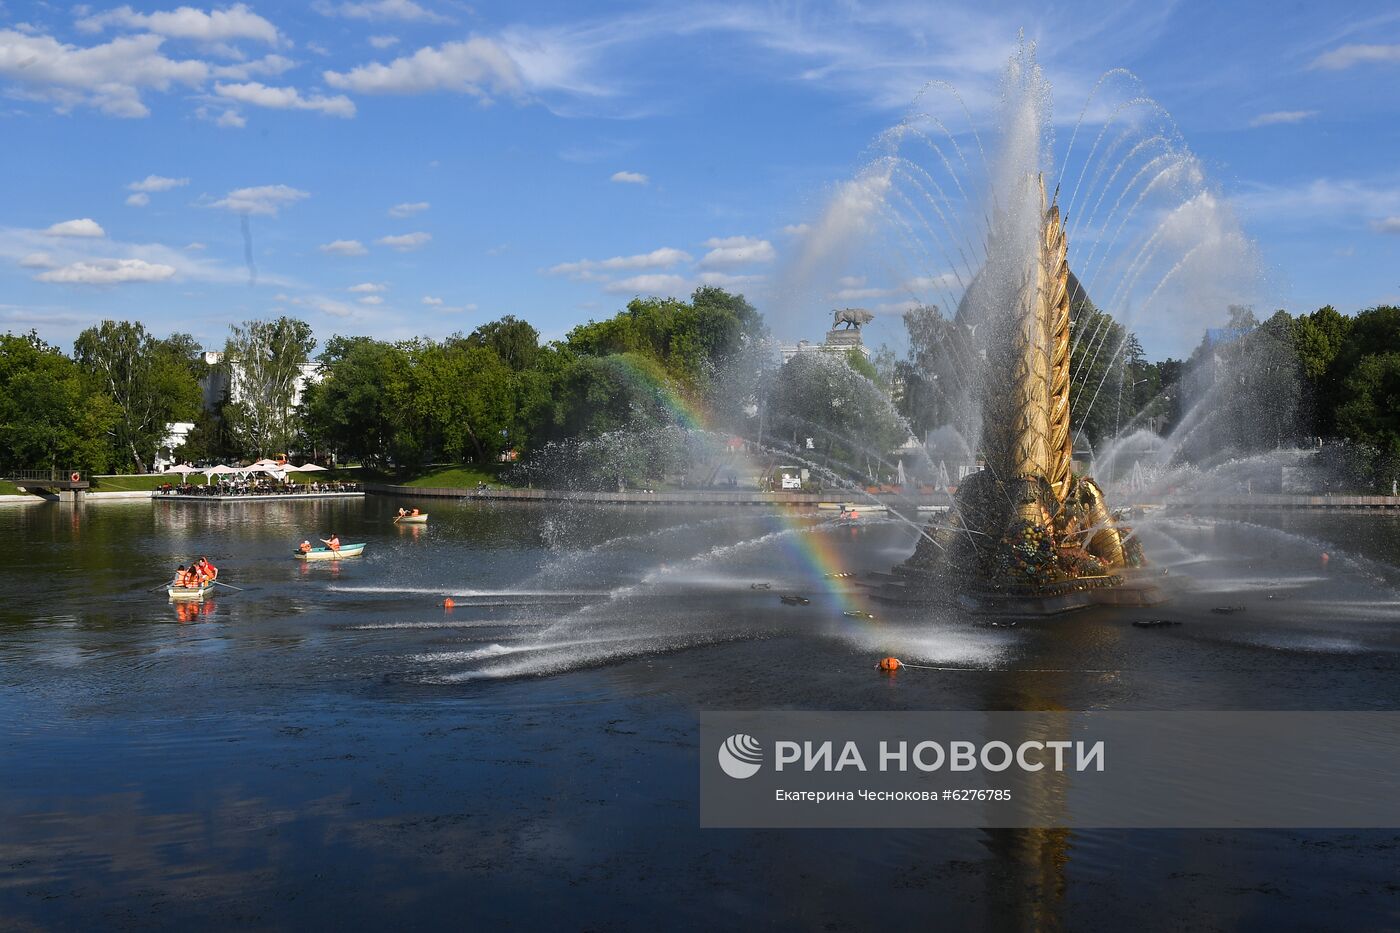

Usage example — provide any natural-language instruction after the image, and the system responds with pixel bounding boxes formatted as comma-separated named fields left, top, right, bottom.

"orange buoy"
left=876, top=656, right=902, bottom=672
left=1321, top=552, right=1330, bottom=564
left=443, top=597, right=455, bottom=609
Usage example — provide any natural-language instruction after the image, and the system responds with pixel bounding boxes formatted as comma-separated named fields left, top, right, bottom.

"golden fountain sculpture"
left=893, top=176, right=1157, bottom=611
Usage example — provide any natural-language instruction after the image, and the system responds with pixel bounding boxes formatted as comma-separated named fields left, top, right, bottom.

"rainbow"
left=599, top=352, right=881, bottom=617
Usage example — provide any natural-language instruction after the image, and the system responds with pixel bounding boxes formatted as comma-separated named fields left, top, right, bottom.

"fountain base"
left=864, top=567, right=1169, bottom=616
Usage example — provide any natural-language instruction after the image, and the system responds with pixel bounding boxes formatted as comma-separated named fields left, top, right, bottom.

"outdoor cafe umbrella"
left=203, top=464, right=238, bottom=486
left=294, top=463, right=328, bottom=472
left=162, top=464, right=197, bottom=477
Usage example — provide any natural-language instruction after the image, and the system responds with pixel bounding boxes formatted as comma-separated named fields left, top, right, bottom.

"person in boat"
left=321, top=533, right=341, bottom=552
left=410, top=508, right=420, bottom=516
left=397, top=507, right=407, bottom=518
left=298, top=540, right=313, bottom=554
left=196, top=557, right=218, bottom=582
left=174, top=564, right=187, bottom=586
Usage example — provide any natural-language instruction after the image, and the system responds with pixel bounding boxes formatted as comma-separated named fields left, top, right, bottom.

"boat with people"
left=294, top=542, right=366, bottom=561
left=395, top=510, right=428, bottom=524
left=168, top=581, right=217, bottom=601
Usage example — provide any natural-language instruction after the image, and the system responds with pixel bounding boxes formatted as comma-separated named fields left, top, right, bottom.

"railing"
left=1, top=468, right=79, bottom=483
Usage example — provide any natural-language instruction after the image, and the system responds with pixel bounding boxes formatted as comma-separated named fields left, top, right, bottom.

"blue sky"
left=0, top=0, right=1397, bottom=360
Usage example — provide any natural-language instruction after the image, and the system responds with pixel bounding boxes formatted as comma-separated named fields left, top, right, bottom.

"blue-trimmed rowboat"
left=294, top=543, right=366, bottom=561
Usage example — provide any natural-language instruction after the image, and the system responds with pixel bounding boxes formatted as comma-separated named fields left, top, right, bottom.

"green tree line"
left=6, top=289, right=1398, bottom=490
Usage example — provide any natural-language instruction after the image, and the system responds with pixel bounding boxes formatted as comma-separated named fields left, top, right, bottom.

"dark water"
left=3, top=497, right=1400, bottom=930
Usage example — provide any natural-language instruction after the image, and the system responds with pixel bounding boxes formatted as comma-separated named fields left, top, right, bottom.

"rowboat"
left=294, top=543, right=366, bottom=561
left=395, top=513, right=428, bottom=524
left=168, top=581, right=216, bottom=601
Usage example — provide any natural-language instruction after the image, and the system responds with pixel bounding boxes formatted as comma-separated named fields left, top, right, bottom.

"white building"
left=200, top=350, right=321, bottom=411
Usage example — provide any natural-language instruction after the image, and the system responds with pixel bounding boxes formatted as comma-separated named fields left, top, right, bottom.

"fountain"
left=865, top=47, right=1167, bottom=613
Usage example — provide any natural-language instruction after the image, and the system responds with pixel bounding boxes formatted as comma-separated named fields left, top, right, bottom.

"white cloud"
left=185, top=242, right=206, bottom=250
left=421, top=295, right=443, bottom=305
left=610, top=170, right=648, bottom=185
left=1372, top=217, right=1400, bottom=235
left=697, top=271, right=764, bottom=289
left=76, top=3, right=281, bottom=45
left=699, top=235, right=775, bottom=268
left=35, top=257, right=176, bottom=284
left=369, top=35, right=400, bottom=49
left=324, top=37, right=522, bottom=97
left=782, top=223, right=811, bottom=236
left=1233, top=178, right=1400, bottom=220
left=1311, top=43, right=1400, bottom=70
left=358, top=294, right=384, bottom=305
left=547, top=246, right=691, bottom=279
left=320, top=239, right=368, bottom=256
left=215, top=108, right=246, bottom=127
left=45, top=218, right=105, bottom=238
left=214, top=81, right=356, bottom=117
left=18, top=252, right=56, bottom=268
left=605, top=273, right=687, bottom=295
left=377, top=231, right=431, bottom=251
left=125, top=192, right=151, bottom=207
left=312, top=297, right=354, bottom=317
left=1249, top=110, right=1318, bottom=127
left=212, top=54, right=297, bottom=81
left=349, top=282, right=386, bottom=292
left=314, top=0, right=450, bottom=23
left=0, top=29, right=207, bottom=117
left=210, top=184, right=309, bottom=215
left=128, top=174, right=189, bottom=193
left=388, top=200, right=429, bottom=217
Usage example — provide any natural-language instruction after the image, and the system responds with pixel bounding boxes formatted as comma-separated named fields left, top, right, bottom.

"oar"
left=212, top=580, right=244, bottom=592
left=392, top=513, right=402, bottom=523
left=151, top=580, right=176, bottom=591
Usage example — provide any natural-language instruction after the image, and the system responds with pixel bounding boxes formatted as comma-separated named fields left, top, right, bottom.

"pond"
left=3, top=497, right=1400, bottom=929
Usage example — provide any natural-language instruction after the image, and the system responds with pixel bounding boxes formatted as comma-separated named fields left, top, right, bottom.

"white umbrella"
left=295, top=463, right=328, bottom=472
left=204, top=463, right=238, bottom=486
left=163, top=464, right=197, bottom=476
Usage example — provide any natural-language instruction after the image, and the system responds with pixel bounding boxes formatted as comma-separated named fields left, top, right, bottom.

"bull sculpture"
left=833, top=308, right=875, bottom=330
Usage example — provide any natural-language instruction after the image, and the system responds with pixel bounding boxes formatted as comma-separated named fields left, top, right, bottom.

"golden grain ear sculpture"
left=883, top=176, right=1160, bottom=614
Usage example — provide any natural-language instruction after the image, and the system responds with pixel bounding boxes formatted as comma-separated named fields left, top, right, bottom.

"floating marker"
left=443, top=597, right=455, bottom=609
left=876, top=657, right=902, bottom=672
left=843, top=610, right=876, bottom=620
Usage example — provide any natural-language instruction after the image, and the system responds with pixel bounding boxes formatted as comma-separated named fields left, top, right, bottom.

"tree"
left=1334, top=352, right=1400, bottom=459
left=73, top=321, right=201, bottom=472
left=300, top=336, right=411, bottom=468
left=895, top=304, right=966, bottom=441
left=410, top=339, right=515, bottom=464
left=0, top=331, right=118, bottom=476
left=467, top=315, right=540, bottom=372
left=1292, top=305, right=1353, bottom=435
left=767, top=351, right=906, bottom=481
left=223, top=317, right=316, bottom=457
left=1068, top=303, right=1129, bottom=446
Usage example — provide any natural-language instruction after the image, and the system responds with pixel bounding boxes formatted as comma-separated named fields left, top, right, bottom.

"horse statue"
left=833, top=308, right=875, bottom=330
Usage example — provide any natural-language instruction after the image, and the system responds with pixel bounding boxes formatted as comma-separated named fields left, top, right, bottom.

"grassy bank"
left=348, top=463, right=512, bottom=489
left=91, top=474, right=170, bottom=492
left=0, top=480, right=23, bottom=496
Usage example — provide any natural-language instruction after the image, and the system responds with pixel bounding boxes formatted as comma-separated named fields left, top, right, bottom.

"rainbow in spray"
left=599, top=353, right=883, bottom=616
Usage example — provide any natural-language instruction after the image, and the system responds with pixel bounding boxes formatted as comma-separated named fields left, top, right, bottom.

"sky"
left=0, top=0, right=1397, bottom=360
